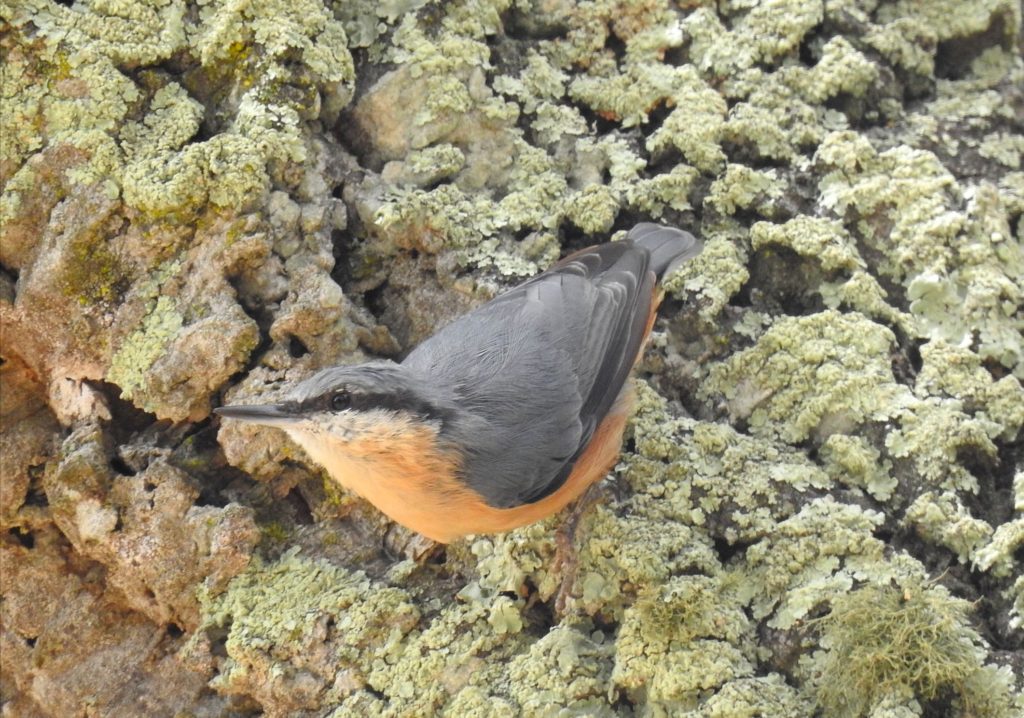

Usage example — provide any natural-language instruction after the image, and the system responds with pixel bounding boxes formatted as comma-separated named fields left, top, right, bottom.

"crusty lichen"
left=2, top=0, right=355, bottom=221
left=817, top=133, right=1024, bottom=378
left=106, top=295, right=184, bottom=401
left=704, top=310, right=910, bottom=444
left=819, top=434, right=897, bottom=502
left=904, top=491, right=993, bottom=564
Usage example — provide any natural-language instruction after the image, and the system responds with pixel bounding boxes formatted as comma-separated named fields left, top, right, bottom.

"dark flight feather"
left=402, top=224, right=702, bottom=509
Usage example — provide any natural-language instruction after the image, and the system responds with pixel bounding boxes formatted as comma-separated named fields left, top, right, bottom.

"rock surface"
left=1, top=0, right=1022, bottom=716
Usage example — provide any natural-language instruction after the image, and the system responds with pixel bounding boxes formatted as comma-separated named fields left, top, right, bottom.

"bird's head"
left=215, top=361, right=454, bottom=461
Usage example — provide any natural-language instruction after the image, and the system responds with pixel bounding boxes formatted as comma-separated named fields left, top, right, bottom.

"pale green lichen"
left=194, top=548, right=422, bottom=709
left=104, top=258, right=183, bottom=398
left=750, top=217, right=915, bottom=330
left=491, top=50, right=567, bottom=113
left=863, top=19, right=936, bottom=78
left=383, top=144, right=467, bottom=187
left=915, top=340, right=1024, bottom=437
left=750, top=216, right=863, bottom=273
left=706, top=165, right=783, bottom=217
left=979, top=132, right=1024, bottom=169
left=704, top=310, right=911, bottom=444
left=625, top=164, right=700, bottom=218
left=819, top=434, right=897, bottom=502
left=741, top=498, right=890, bottom=630
left=723, top=79, right=824, bottom=161
left=627, top=384, right=833, bottom=544
left=800, top=36, right=879, bottom=104
left=663, top=232, right=749, bottom=322
left=642, top=66, right=728, bottom=173
left=569, top=61, right=684, bottom=129
left=903, top=491, right=994, bottom=564
left=695, top=675, right=812, bottom=717
left=563, top=183, right=619, bottom=234
left=504, top=624, right=614, bottom=716
left=2, top=0, right=355, bottom=222
left=817, top=133, right=964, bottom=282
left=817, top=133, right=1024, bottom=378
left=106, top=296, right=184, bottom=400
left=611, top=575, right=760, bottom=709
left=973, top=515, right=1024, bottom=579
left=875, top=0, right=1020, bottom=43
left=684, top=0, right=821, bottom=79
left=820, top=270, right=911, bottom=333
left=885, top=401, right=1000, bottom=494
left=573, top=506, right=720, bottom=618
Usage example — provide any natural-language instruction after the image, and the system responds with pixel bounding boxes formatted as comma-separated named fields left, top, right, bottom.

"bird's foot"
left=384, top=523, right=443, bottom=563
left=550, top=480, right=607, bottom=616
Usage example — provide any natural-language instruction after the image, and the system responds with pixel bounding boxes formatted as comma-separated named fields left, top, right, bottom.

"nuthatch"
left=216, top=224, right=702, bottom=543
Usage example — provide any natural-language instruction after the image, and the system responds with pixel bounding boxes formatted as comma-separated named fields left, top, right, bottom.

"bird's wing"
left=402, top=241, right=655, bottom=509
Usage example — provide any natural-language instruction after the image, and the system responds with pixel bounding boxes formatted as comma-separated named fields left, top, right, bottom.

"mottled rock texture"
left=1, top=0, right=1022, bottom=716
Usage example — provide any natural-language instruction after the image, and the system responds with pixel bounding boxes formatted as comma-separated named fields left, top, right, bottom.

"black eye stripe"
left=330, top=392, right=351, bottom=411
left=309, top=388, right=452, bottom=425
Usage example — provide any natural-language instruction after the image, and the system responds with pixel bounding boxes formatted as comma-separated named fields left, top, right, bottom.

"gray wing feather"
left=403, top=225, right=700, bottom=508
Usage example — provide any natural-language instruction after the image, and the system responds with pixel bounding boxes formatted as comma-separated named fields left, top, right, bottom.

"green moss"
left=260, top=521, right=291, bottom=543
left=815, top=582, right=1015, bottom=717
left=61, top=233, right=129, bottom=305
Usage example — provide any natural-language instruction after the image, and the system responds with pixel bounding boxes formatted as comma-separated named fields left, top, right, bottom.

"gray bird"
left=216, top=223, right=702, bottom=542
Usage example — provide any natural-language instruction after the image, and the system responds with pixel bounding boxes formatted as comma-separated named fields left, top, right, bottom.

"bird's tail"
left=628, top=223, right=703, bottom=280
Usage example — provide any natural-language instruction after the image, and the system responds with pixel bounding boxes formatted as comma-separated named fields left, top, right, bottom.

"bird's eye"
left=330, top=392, right=351, bottom=411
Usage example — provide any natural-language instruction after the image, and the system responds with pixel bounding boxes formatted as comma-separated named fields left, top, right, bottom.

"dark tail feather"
left=628, top=223, right=703, bottom=279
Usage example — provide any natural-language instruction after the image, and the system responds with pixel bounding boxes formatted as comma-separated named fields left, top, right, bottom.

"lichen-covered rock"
left=2, top=0, right=1022, bottom=715
left=42, top=424, right=261, bottom=630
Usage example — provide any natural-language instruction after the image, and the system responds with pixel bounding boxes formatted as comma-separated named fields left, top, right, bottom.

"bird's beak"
left=214, top=403, right=301, bottom=428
